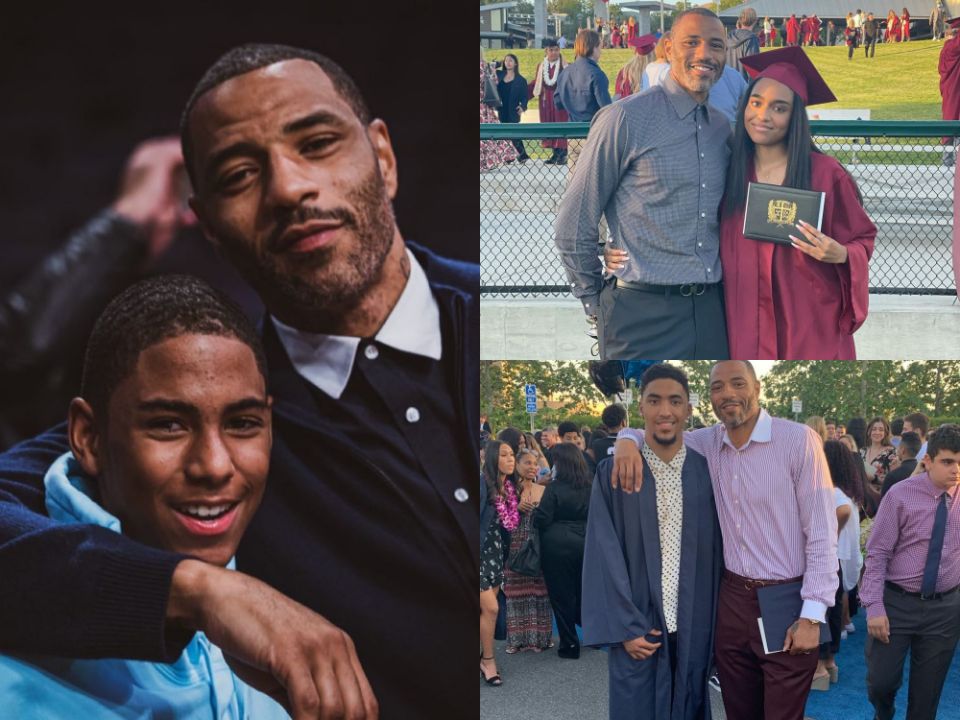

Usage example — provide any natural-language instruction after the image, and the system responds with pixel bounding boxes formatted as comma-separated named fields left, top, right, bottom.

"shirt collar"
left=271, top=248, right=441, bottom=400
left=662, top=71, right=713, bottom=123
left=642, top=443, right=687, bottom=474
left=721, top=409, right=772, bottom=450
left=920, top=472, right=958, bottom=500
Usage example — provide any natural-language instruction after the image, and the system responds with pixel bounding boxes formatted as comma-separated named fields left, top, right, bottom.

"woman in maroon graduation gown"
left=718, top=47, right=875, bottom=359
left=603, top=47, right=875, bottom=359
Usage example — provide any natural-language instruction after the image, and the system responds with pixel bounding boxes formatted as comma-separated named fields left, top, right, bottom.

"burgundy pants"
left=714, top=572, right=819, bottom=720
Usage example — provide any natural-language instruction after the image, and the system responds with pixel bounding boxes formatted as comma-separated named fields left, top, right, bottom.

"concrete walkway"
left=480, top=293, right=960, bottom=360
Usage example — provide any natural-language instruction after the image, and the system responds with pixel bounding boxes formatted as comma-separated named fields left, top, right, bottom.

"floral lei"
left=495, top=479, right=520, bottom=531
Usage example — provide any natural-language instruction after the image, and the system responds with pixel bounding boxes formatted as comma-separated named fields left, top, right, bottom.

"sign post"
left=525, top=383, right=538, bottom=434
left=792, top=398, right=803, bottom=422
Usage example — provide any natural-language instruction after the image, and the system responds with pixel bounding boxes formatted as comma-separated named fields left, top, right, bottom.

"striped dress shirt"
left=554, top=72, right=730, bottom=314
left=620, top=410, right=839, bottom=621
left=860, top=472, right=960, bottom=619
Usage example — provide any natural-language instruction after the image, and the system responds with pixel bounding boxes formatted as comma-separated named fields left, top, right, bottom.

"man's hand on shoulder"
left=611, top=437, right=644, bottom=493
left=168, top=559, right=378, bottom=719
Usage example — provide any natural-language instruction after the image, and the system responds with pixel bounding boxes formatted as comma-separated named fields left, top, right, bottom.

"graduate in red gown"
left=529, top=39, right=569, bottom=164
left=786, top=14, right=800, bottom=46
left=720, top=47, right=876, bottom=359
left=942, top=19, right=960, bottom=297
left=939, top=19, right=960, bottom=124
left=600, top=48, right=876, bottom=359
left=613, top=34, right=656, bottom=99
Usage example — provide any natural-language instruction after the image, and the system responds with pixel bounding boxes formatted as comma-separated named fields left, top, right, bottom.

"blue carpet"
left=804, top=612, right=960, bottom=719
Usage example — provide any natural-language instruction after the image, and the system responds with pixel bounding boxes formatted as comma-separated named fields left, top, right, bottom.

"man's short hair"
left=927, top=424, right=960, bottom=459
left=81, top=275, right=267, bottom=420
left=601, top=403, right=627, bottom=429
left=574, top=29, right=601, bottom=58
left=180, top=43, right=371, bottom=188
left=557, top=420, right=580, bottom=437
left=899, top=431, right=922, bottom=459
left=640, top=363, right=690, bottom=399
left=710, top=360, right=758, bottom=383
left=904, top=412, right=930, bottom=438
left=542, top=425, right=557, bottom=435
left=738, top=8, right=758, bottom=26
left=890, top=417, right=904, bottom=436
left=674, top=7, right=720, bottom=26
left=545, top=38, right=559, bottom=48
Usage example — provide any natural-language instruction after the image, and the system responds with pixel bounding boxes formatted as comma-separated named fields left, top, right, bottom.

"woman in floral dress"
left=503, top=449, right=554, bottom=653
left=480, top=47, right=517, bottom=172
left=861, top=417, right=897, bottom=493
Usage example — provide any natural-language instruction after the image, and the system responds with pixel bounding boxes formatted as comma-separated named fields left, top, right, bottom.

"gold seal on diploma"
left=767, top=199, right=798, bottom=227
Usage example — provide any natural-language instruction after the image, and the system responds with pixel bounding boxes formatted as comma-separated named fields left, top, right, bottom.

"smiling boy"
left=0, top=275, right=294, bottom=718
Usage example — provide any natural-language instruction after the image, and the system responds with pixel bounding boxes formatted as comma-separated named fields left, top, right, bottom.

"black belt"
left=614, top=278, right=719, bottom=297
left=885, top=580, right=960, bottom=601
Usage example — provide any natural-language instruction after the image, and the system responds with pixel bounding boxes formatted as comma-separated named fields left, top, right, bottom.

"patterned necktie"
left=921, top=492, right=948, bottom=596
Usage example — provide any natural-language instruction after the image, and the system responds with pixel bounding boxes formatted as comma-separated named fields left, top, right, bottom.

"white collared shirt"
left=271, top=248, right=442, bottom=399
left=721, top=408, right=773, bottom=450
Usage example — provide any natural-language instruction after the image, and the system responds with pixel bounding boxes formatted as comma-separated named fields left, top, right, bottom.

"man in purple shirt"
left=612, top=360, right=838, bottom=720
left=860, top=423, right=960, bottom=720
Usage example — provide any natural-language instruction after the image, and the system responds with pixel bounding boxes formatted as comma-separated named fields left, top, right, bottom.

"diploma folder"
left=742, top=182, right=825, bottom=245
left=755, top=582, right=831, bottom=655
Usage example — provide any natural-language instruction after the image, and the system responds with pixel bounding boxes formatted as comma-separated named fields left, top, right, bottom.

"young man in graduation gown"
left=582, top=363, right=722, bottom=720
left=530, top=39, right=569, bottom=165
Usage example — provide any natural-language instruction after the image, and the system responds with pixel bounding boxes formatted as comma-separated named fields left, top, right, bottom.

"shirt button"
left=405, top=407, right=421, bottom=423
left=701, top=212, right=706, bottom=218
left=364, top=344, right=379, bottom=360
left=700, top=152, right=705, bottom=158
left=707, top=268, right=712, bottom=273
left=698, top=125, right=702, bottom=130
left=454, top=488, right=470, bottom=503
left=698, top=242, right=703, bottom=247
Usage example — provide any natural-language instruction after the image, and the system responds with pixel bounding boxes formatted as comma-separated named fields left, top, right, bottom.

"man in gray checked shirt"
left=555, top=8, right=731, bottom=360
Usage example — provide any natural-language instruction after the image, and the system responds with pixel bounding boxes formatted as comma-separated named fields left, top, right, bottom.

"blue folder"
left=756, top=581, right=832, bottom=654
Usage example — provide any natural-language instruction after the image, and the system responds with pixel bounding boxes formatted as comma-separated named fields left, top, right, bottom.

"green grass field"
left=501, top=40, right=945, bottom=120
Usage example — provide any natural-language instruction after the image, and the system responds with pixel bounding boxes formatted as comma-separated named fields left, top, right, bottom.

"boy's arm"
left=0, top=425, right=379, bottom=717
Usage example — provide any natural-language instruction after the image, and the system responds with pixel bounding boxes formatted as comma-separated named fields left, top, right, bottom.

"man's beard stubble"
left=230, top=162, right=396, bottom=327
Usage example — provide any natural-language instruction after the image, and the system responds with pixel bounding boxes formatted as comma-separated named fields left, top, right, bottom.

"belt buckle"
left=695, top=283, right=706, bottom=296
left=920, top=592, right=938, bottom=600
left=680, top=283, right=693, bottom=297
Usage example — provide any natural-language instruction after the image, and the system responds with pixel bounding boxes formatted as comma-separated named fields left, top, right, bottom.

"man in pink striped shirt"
left=612, top=360, right=838, bottom=720
left=860, top=423, right=960, bottom=720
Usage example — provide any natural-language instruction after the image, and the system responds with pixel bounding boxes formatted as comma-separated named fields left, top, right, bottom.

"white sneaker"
left=845, top=623, right=856, bottom=633
left=841, top=630, right=848, bottom=640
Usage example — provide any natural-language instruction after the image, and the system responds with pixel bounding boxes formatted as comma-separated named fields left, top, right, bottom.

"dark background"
left=0, top=1, right=476, bottom=444
left=0, top=2, right=477, bottom=291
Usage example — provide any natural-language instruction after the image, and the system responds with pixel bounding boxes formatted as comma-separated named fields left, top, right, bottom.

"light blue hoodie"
left=0, top=452, right=290, bottom=719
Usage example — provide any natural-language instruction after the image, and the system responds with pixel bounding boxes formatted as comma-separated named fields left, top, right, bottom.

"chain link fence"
left=480, top=121, right=960, bottom=297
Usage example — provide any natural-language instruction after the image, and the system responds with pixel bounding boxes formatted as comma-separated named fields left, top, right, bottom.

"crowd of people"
left=479, top=361, right=960, bottom=720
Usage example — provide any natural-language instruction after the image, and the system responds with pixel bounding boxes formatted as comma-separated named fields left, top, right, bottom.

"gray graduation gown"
left=582, top=451, right=722, bottom=720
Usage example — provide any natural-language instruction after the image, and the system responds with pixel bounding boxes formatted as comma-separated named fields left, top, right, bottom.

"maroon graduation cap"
left=948, top=16, right=960, bottom=28
left=628, top=33, right=656, bottom=56
left=739, top=46, right=837, bottom=106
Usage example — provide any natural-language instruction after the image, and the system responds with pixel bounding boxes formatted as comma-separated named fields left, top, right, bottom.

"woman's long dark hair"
left=497, top=427, right=523, bottom=456
left=551, top=443, right=592, bottom=489
left=824, top=440, right=866, bottom=506
left=483, top=440, right=514, bottom=505
left=846, top=417, right=867, bottom=451
left=724, top=78, right=821, bottom=215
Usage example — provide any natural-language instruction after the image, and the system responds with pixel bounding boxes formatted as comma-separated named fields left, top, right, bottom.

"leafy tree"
left=480, top=361, right=606, bottom=432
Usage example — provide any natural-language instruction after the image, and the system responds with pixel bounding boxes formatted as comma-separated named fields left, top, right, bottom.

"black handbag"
left=508, top=530, right=541, bottom=576
left=483, top=64, right=502, bottom=109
